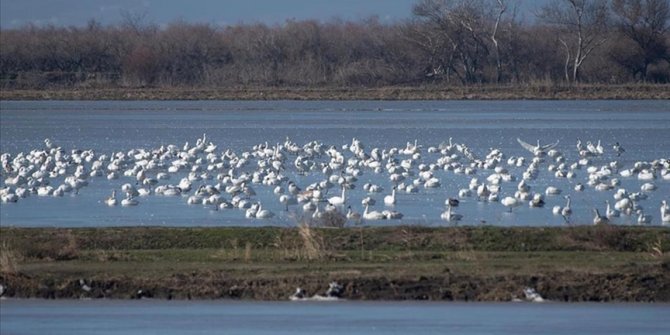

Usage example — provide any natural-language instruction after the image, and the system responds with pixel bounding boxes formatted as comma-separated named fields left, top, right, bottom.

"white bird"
left=501, top=196, right=521, bottom=212
left=476, top=184, right=491, bottom=200
left=328, top=187, right=347, bottom=206
left=661, top=201, right=670, bottom=224
left=517, top=138, right=560, bottom=156
left=593, top=208, right=609, bottom=225
left=121, top=195, right=139, bottom=206
left=545, top=186, right=561, bottom=196
left=440, top=205, right=462, bottom=222
left=637, top=209, right=652, bottom=225
left=346, top=206, right=362, bottom=224
left=384, top=187, right=397, bottom=206
left=383, top=209, right=404, bottom=220
left=363, top=204, right=385, bottom=220
left=552, top=205, right=562, bottom=216
left=529, top=193, right=545, bottom=208
left=279, top=194, right=296, bottom=211
left=561, top=196, right=572, bottom=223
left=255, top=203, right=275, bottom=219
left=105, top=190, right=117, bottom=206
left=606, top=200, right=619, bottom=219
left=361, top=197, right=376, bottom=206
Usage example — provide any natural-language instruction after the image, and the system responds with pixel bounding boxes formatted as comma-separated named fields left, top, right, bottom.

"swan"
left=636, top=209, right=651, bottom=225
left=501, top=196, right=521, bottom=212
left=445, top=198, right=460, bottom=207
left=245, top=203, right=259, bottom=218
left=256, top=203, right=275, bottom=219
left=362, top=196, right=376, bottom=206
left=1, top=191, right=18, bottom=203
left=661, top=201, right=670, bottom=224
left=529, top=193, right=545, bottom=208
left=552, top=205, right=562, bottom=216
left=121, top=183, right=139, bottom=197
left=459, top=188, right=472, bottom=198
left=595, top=140, right=604, bottom=155
left=346, top=206, right=362, bottom=224
left=545, top=186, right=561, bottom=196
left=561, top=196, right=572, bottom=222
left=302, top=201, right=317, bottom=212
left=640, top=183, right=656, bottom=192
left=476, top=184, right=491, bottom=200
left=312, top=205, right=324, bottom=219
left=614, top=198, right=631, bottom=212
left=593, top=208, right=609, bottom=225
left=384, top=187, right=397, bottom=206
left=37, top=186, right=53, bottom=196
left=383, top=209, right=403, bottom=220
left=328, top=187, right=346, bottom=206
left=517, top=138, right=560, bottom=156
left=423, top=177, right=440, bottom=188
left=279, top=194, right=297, bottom=211
left=121, top=195, right=139, bottom=206
left=162, top=186, right=182, bottom=196
left=441, top=205, right=462, bottom=222
left=637, top=169, right=655, bottom=180
left=605, top=200, right=619, bottom=219
left=105, top=190, right=117, bottom=206
left=363, top=204, right=385, bottom=220
left=517, top=180, right=530, bottom=192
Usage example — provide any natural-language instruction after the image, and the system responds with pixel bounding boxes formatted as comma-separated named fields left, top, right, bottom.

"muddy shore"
left=1, top=226, right=668, bottom=301
left=2, top=267, right=668, bottom=302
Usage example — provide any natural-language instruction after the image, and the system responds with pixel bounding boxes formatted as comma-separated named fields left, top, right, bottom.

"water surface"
left=1, top=100, right=669, bottom=227
left=1, top=300, right=669, bottom=335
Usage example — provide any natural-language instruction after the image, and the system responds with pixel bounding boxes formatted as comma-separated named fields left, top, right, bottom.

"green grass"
left=2, top=226, right=668, bottom=301
left=2, top=226, right=668, bottom=282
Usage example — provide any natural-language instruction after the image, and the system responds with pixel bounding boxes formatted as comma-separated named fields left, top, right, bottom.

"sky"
left=0, top=0, right=544, bottom=29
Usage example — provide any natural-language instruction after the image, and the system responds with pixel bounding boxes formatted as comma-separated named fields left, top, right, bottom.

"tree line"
left=1, top=0, right=668, bottom=89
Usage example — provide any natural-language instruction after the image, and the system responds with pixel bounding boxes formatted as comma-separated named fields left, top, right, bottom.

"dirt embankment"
left=2, top=267, right=668, bottom=302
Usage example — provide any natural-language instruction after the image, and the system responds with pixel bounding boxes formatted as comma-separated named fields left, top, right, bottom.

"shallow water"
left=1, top=100, right=669, bottom=227
left=1, top=300, right=669, bottom=335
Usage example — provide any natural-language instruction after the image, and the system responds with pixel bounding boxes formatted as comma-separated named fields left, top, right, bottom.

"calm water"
left=1, top=100, right=669, bottom=227
left=1, top=300, right=669, bottom=335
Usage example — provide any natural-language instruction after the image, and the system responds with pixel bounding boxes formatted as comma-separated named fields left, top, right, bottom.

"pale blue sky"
left=1, top=0, right=542, bottom=29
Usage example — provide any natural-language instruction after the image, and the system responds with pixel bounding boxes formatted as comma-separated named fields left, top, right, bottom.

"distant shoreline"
left=2, top=84, right=669, bottom=100
left=1, top=226, right=668, bottom=301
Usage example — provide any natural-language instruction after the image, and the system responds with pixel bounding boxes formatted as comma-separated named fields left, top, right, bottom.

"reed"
left=0, top=241, right=19, bottom=274
left=298, top=222, right=324, bottom=261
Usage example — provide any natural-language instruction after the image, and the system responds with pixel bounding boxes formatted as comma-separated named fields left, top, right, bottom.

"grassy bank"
left=1, top=226, right=668, bottom=301
left=1, top=84, right=669, bottom=100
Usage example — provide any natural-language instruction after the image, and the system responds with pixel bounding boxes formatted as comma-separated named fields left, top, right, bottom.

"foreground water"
left=1, top=100, right=669, bottom=227
left=1, top=300, right=669, bottom=335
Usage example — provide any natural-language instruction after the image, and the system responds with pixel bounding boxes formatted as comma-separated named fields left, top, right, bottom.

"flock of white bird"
left=1, top=134, right=669, bottom=225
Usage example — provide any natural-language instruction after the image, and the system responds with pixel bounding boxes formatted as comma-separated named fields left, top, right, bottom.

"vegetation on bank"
left=1, top=226, right=668, bottom=301
left=1, top=84, right=669, bottom=100
left=2, top=225, right=669, bottom=256
left=1, top=0, right=668, bottom=90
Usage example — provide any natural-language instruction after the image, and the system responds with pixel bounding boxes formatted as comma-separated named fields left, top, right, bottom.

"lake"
left=1, top=299, right=669, bottom=335
left=1, top=100, right=669, bottom=227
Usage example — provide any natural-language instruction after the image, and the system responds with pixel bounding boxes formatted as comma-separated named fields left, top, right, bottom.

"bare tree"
left=412, top=0, right=493, bottom=84
left=491, top=0, right=508, bottom=83
left=539, top=0, right=610, bottom=83
left=611, top=0, right=670, bottom=81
